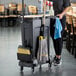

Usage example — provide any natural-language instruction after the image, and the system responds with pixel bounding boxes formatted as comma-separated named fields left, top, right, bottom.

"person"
left=50, top=0, right=70, bottom=65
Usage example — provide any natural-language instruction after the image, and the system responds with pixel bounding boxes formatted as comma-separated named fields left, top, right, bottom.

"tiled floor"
left=0, top=25, right=76, bottom=76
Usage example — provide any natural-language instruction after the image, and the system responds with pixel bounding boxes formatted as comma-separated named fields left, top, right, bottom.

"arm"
left=57, top=0, right=71, bottom=19
left=57, top=6, right=70, bottom=19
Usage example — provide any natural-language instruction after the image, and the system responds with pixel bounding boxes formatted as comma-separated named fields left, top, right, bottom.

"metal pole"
left=43, top=0, right=46, bottom=25
left=22, top=0, right=25, bottom=22
left=21, top=0, right=25, bottom=47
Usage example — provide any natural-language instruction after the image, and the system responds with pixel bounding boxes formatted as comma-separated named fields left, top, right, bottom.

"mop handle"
left=43, top=0, right=46, bottom=25
left=22, top=0, right=25, bottom=23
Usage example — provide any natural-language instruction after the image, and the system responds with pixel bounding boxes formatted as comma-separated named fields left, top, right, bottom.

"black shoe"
left=53, top=56, right=62, bottom=66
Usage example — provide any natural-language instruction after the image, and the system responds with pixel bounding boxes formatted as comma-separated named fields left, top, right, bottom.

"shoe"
left=53, top=56, right=62, bottom=66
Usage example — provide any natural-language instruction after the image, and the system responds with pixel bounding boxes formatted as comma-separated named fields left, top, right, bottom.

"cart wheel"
left=39, top=64, right=42, bottom=71
left=49, top=59, right=52, bottom=67
left=49, top=62, right=52, bottom=67
left=32, top=65, right=34, bottom=72
left=20, top=66, right=23, bottom=72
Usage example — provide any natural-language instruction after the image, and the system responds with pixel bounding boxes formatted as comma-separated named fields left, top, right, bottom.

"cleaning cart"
left=17, top=0, right=52, bottom=72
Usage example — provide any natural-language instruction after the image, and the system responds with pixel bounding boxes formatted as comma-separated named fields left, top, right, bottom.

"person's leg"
left=53, top=38, right=62, bottom=58
left=55, top=16, right=66, bottom=58
left=50, top=16, right=66, bottom=65
left=52, top=35, right=63, bottom=65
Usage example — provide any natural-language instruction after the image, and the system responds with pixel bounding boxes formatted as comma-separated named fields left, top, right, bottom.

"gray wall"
left=0, top=0, right=39, bottom=8
left=70, top=0, right=76, bottom=3
left=0, top=0, right=76, bottom=11
left=0, top=0, right=76, bottom=7
left=0, top=0, right=76, bottom=6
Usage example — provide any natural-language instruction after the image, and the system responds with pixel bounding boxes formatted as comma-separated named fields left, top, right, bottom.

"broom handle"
left=43, top=0, right=46, bottom=25
left=22, top=0, right=25, bottom=23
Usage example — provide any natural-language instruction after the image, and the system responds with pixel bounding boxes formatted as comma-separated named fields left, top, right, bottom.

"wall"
left=0, top=0, right=76, bottom=7
left=0, top=0, right=40, bottom=14
left=0, top=0, right=76, bottom=13
left=0, top=0, right=39, bottom=8
left=70, top=0, right=76, bottom=2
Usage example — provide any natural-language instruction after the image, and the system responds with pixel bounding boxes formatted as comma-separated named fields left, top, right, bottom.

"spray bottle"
left=46, top=1, right=49, bottom=14
left=49, top=1, right=54, bottom=16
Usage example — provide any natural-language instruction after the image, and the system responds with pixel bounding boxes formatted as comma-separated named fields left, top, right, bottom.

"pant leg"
left=50, top=16, right=66, bottom=55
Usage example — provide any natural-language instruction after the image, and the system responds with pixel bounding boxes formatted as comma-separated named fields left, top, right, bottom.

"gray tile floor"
left=0, top=25, right=76, bottom=76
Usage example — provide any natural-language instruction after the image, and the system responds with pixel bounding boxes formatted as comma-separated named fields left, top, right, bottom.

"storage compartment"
left=17, top=45, right=32, bottom=62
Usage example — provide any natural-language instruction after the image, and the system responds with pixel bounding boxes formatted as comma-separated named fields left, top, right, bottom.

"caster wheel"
left=39, top=65, right=42, bottom=71
left=32, top=65, right=34, bottom=72
left=49, top=58, right=52, bottom=67
left=49, top=63, right=52, bottom=67
left=32, top=68, right=34, bottom=72
left=49, top=61, right=52, bottom=67
left=20, top=66, right=23, bottom=72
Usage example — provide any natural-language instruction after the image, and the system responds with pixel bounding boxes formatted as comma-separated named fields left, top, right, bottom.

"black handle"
left=40, top=24, right=45, bottom=36
left=22, top=0, right=25, bottom=22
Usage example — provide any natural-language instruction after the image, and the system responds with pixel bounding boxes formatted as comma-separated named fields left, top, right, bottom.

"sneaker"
left=53, top=56, right=62, bottom=66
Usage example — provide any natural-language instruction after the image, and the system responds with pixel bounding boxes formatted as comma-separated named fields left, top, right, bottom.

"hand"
left=56, top=13, right=64, bottom=19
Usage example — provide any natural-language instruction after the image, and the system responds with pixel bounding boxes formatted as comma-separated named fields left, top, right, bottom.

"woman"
left=50, top=0, right=70, bottom=65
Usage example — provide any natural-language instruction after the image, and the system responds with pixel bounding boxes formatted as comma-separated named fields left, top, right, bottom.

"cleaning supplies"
left=46, top=1, right=49, bottom=14
left=49, top=1, right=54, bottom=16
left=38, top=0, right=43, bottom=14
